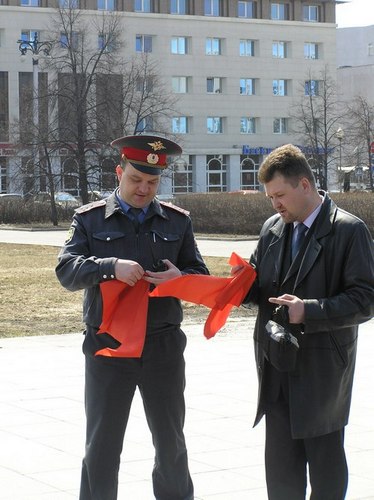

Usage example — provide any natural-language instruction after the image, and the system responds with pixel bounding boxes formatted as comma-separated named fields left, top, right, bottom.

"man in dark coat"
left=242, top=144, right=374, bottom=499
left=56, top=135, right=209, bottom=500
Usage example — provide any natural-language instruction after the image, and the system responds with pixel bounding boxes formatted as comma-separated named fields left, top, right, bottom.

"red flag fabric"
left=150, top=253, right=256, bottom=338
left=96, top=279, right=150, bottom=358
left=97, top=252, right=256, bottom=358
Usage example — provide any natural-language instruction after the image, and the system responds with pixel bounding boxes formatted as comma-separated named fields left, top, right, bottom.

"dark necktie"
left=129, top=207, right=143, bottom=232
left=292, top=223, right=307, bottom=260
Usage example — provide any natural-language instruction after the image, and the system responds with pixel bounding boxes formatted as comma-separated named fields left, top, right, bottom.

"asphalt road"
left=0, top=228, right=257, bottom=258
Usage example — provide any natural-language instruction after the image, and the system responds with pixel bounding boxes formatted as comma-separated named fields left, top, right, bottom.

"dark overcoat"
left=249, top=192, right=374, bottom=439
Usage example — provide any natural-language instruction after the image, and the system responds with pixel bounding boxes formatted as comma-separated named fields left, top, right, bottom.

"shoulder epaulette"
left=159, top=200, right=190, bottom=216
left=75, top=199, right=106, bottom=214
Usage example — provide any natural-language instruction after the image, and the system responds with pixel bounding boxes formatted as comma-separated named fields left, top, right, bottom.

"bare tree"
left=290, top=66, right=347, bottom=190
left=13, top=4, right=179, bottom=214
left=347, top=96, right=374, bottom=192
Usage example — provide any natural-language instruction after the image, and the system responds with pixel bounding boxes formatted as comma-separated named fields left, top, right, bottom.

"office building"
left=0, top=0, right=338, bottom=195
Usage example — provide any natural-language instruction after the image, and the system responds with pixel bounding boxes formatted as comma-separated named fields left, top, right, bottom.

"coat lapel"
left=282, top=192, right=337, bottom=290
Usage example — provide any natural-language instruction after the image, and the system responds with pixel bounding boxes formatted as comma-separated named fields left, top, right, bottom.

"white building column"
left=227, top=154, right=241, bottom=191
left=194, top=155, right=206, bottom=192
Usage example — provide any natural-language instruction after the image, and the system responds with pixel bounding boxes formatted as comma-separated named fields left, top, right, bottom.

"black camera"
left=152, top=259, right=168, bottom=272
left=265, top=305, right=299, bottom=372
left=272, top=305, right=290, bottom=327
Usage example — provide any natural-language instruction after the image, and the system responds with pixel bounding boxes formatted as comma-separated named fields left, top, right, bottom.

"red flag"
left=97, top=253, right=256, bottom=358
left=150, top=253, right=256, bottom=338
left=96, top=279, right=150, bottom=358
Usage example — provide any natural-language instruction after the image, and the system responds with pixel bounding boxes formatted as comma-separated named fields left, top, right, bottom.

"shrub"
left=175, top=191, right=374, bottom=237
left=0, top=199, right=75, bottom=225
left=1, top=191, right=373, bottom=237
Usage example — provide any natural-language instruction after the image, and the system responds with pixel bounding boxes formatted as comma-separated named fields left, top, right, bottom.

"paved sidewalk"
left=0, top=316, right=373, bottom=499
left=0, top=228, right=257, bottom=258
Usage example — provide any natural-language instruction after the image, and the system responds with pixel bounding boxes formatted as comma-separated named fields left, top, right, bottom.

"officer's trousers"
left=79, top=328, right=194, bottom=500
left=265, top=398, right=348, bottom=500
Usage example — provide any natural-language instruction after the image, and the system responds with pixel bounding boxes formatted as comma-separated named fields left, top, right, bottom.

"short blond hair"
left=258, top=144, right=316, bottom=188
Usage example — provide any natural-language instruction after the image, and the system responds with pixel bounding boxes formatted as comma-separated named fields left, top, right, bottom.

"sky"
left=336, top=0, right=374, bottom=28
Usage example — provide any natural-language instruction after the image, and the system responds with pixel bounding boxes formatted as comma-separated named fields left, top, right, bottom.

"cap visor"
left=129, top=161, right=164, bottom=175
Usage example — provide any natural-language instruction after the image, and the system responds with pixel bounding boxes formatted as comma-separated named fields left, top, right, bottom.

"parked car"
left=87, top=190, right=113, bottom=201
left=54, top=192, right=81, bottom=208
left=33, top=192, right=81, bottom=208
left=0, top=193, right=24, bottom=203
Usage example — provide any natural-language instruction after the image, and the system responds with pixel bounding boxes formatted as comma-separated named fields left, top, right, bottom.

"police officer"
left=56, top=135, right=209, bottom=500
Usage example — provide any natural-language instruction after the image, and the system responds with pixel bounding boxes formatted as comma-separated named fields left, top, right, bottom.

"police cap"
left=111, top=134, right=182, bottom=175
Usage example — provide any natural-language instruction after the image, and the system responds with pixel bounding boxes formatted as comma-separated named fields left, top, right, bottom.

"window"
left=136, top=117, right=153, bottom=133
left=206, top=38, right=221, bottom=55
left=172, top=116, right=188, bottom=134
left=272, top=41, right=287, bottom=58
left=136, top=35, right=152, bottom=53
left=0, top=158, right=7, bottom=193
left=98, top=33, right=114, bottom=52
left=207, top=77, right=222, bottom=93
left=172, top=157, right=193, bottom=194
left=303, top=5, right=319, bottom=22
left=135, top=0, right=151, bottom=12
left=170, top=0, right=187, bottom=14
left=240, top=39, right=255, bottom=57
left=59, top=0, right=79, bottom=7
left=271, top=3, right=289, bottom=20
left=171, top=37, right=188, bottom=54
left=207, top=117, right=223, bottom=134
left=172, top=76, right=188, bottom=93
left=240, top=117, right=256, bottom=134
left=0, top=72, right=9, bottom=142
left=238, top=1, right=256, bottom=18
left=273, top=117, right=288, bottom=133
left=240, top=156, right=260, bottom=190
left=305, top=79, right=320, bottom=96
left=98, top=0, right=115, bottom=10
left=60, top=31, right=79, bottom=50
left=240, top=78, right=255, bottom=95
left=204, top=0, right=220, bottom=16
left=136, top=76, right=154, bottom=92
left=207, top=155, right=226, bottom=192
left=21, top=0, right=39, bottom=5
left=273, top=79, right=287, bottom=96
left=20, top=30, right=39, bottom=45
left=304, top=42, right=318, bottom=59
left=61, top=157, right=78, bottom=192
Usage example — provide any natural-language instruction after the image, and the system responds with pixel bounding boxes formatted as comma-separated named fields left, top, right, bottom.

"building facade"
left=0, top=0, right=338, bottom=196
left=336, top=25, right=374, bottom=190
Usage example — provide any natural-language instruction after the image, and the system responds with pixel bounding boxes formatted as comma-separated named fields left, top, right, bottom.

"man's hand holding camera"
left=269, top=294, right=305, bottom=324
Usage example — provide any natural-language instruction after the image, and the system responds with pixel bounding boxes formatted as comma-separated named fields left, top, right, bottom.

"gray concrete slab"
left=0, top=317, right=373, bottom=499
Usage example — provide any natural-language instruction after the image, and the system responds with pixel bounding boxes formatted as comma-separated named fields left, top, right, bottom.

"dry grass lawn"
left=0, top=243, right=251, bottom=338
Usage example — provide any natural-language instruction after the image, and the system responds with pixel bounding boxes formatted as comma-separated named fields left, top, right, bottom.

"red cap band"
left=122, top=146, right=167, bottom=167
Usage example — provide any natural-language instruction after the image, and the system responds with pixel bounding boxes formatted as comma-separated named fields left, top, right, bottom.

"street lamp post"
left=336, top=127, right=344, bottom=192
left=17, top=33, right=52, bottom=193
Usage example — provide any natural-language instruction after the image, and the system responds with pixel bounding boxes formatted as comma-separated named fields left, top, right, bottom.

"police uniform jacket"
left=247, top=191, right=374, bottom=439
left=56, top=192, right=209, bottom=355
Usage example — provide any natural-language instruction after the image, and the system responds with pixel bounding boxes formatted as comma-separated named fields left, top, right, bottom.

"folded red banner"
left=97, top=252, right=256, bottom=358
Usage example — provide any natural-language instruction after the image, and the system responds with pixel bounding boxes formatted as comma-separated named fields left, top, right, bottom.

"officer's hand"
left=144, top=259, right=181, bottom=285
left=114, top=259, right=145, bottom=286
left=268, top=294, right=305, bottom=324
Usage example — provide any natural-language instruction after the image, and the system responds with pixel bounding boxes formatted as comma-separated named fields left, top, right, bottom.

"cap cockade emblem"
left=147, top=153, right=159, bottom=164
left=148, top=141, right=166, bottom=152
